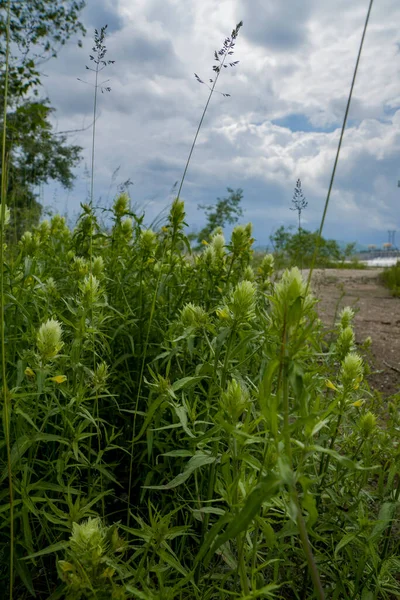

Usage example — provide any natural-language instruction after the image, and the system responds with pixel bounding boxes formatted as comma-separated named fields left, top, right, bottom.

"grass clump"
left=380, top=261, right=400, bottom=296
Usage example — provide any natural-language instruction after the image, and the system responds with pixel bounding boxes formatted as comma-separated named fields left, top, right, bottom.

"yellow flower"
left=25, top=367, right=35, bottom=379
left=50, top=375, right=67, bottom=384
left=216, top=308, right=230, bottom=320
left=101, top=567, right=115, bottom=579
left=325, top=379, right=338, bottom=392
left=201, top=240, right=209, bottom=246
left=352, top=399, right=365, bottom=408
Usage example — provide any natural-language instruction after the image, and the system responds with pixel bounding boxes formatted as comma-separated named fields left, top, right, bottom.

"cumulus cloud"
left=40, top=0, right=400, bottom=246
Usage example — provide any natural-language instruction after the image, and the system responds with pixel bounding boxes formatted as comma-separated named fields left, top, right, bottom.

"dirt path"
left=308, top=269, right=400, bottom=396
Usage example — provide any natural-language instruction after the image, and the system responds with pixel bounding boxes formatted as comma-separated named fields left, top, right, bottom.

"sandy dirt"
left=308, top=269, right=400, bottom=396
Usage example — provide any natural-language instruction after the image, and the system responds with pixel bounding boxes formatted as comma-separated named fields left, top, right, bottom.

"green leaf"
left=16, top=558, right=36, bottom=597
left=171, top=375, right=204, bottom=392
left=22, top=541, right=67, bottom=560
left=171, top=403, right=195, bottom=438
left=370, top=501, right=397, bottom=542
left=143, top=453, right=216, bottom=490
left=335, top=532, right=358, bottom=556
left=240, top=583, right=282, bottom=599
left=204, top=473, right=281, bottom=566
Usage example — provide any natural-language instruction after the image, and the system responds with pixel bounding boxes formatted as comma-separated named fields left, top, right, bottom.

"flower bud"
left=243, top=266, right=255, bottom=282
left=210, top=233, right=225, bottom=259
left=121, top=217, right=133, bottom=239
left=258, top=253, right=274, bottom=279
left=37, top=318, right=64, bottom=361
left=231, top=280, right=256, bottom=322
left=140, top=229, right=157, bottom=254
left=169, top=198, right=185, bottom=230
left=113, top=192, right=129, bottom=217
left=336, top=326, right=355, bottom=360
left=79, top=274, right=101, bottom=304
left=220, top=379, right=250, bottom=423
left=341, top=352, right=363, bottom=388
left=0, top=204, right=10, bottom=226
left=358, top=411, right=377, bottom=437
left=338, top=307, right=355, bottom=330
left=92, top=256, right=105, bottom=278
left=180, top=303, right=208, bottom=329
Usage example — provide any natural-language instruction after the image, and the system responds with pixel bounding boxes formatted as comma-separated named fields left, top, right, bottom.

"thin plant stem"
left=380, top=473, right=400, bottom=561
left=90, top=62, right=99, bottom=210
left=176, top=76, right=220, bottom=202
left=306, top=0, right=374, bottom=291
left=126, top=24, right=242, bottom=529
left=280, top=312, right=325, bottom=598
left=176, top=22, right=242, bottom=201
left=1, top=1, right=13, bottom=597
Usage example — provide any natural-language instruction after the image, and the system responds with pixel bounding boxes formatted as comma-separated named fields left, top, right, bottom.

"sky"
left=39, top=0, right=400, bottom=247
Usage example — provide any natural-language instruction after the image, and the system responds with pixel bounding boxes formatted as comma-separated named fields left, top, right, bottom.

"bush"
left=0, top=199, right=399, bottom=599
left=381, top=261, right=400, bottom=296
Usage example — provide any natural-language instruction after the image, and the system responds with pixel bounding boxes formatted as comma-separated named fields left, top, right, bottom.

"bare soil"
left=308, top=269, right=400, bottom=396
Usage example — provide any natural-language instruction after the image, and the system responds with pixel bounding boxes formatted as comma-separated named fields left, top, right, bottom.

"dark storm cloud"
left=82, top=0, right=124, bottom=34
left=237, top=0, right=315, bottom=51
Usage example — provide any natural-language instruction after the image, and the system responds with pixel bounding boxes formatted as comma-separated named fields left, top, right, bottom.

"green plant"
left=380, top=261, right=400, bottom=296
left=290, top=179, right=308, bottom=234
left=270, top=226, right=342, bottom=269
left=0, top=0, right=85, bottom=241
left=196, top=187, right=244, bottom=246
left=2, top=3, right=398, bottom=599
left=0, top=203, right=398, bottom=599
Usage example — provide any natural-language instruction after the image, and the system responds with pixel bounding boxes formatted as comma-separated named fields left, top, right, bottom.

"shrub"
left=0, top=200, right=399, bottom=599
left=381, top=261, right=400, bottom=296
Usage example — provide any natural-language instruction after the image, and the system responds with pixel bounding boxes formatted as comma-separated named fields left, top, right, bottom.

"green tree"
left=3, top=100, right=81, bottom=240
left=0, top=0, right=86, bottom=237
left=196, top=187, right=243, bottom=244
left=270, top=226, right=342, bottom=268
left=0, top=0, right=86, bottom=98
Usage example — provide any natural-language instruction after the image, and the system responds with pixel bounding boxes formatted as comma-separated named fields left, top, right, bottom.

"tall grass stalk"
left=126, top=22, right=243, bottom=528
left=176, top=21, right=242, bottom=201
left=1, top=1, right=13, bottom=597
left=306, top=0, right=374, bottom=290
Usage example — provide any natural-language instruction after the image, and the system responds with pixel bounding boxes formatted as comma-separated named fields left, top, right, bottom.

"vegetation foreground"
left=0, top=195, right=398, bottom=599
